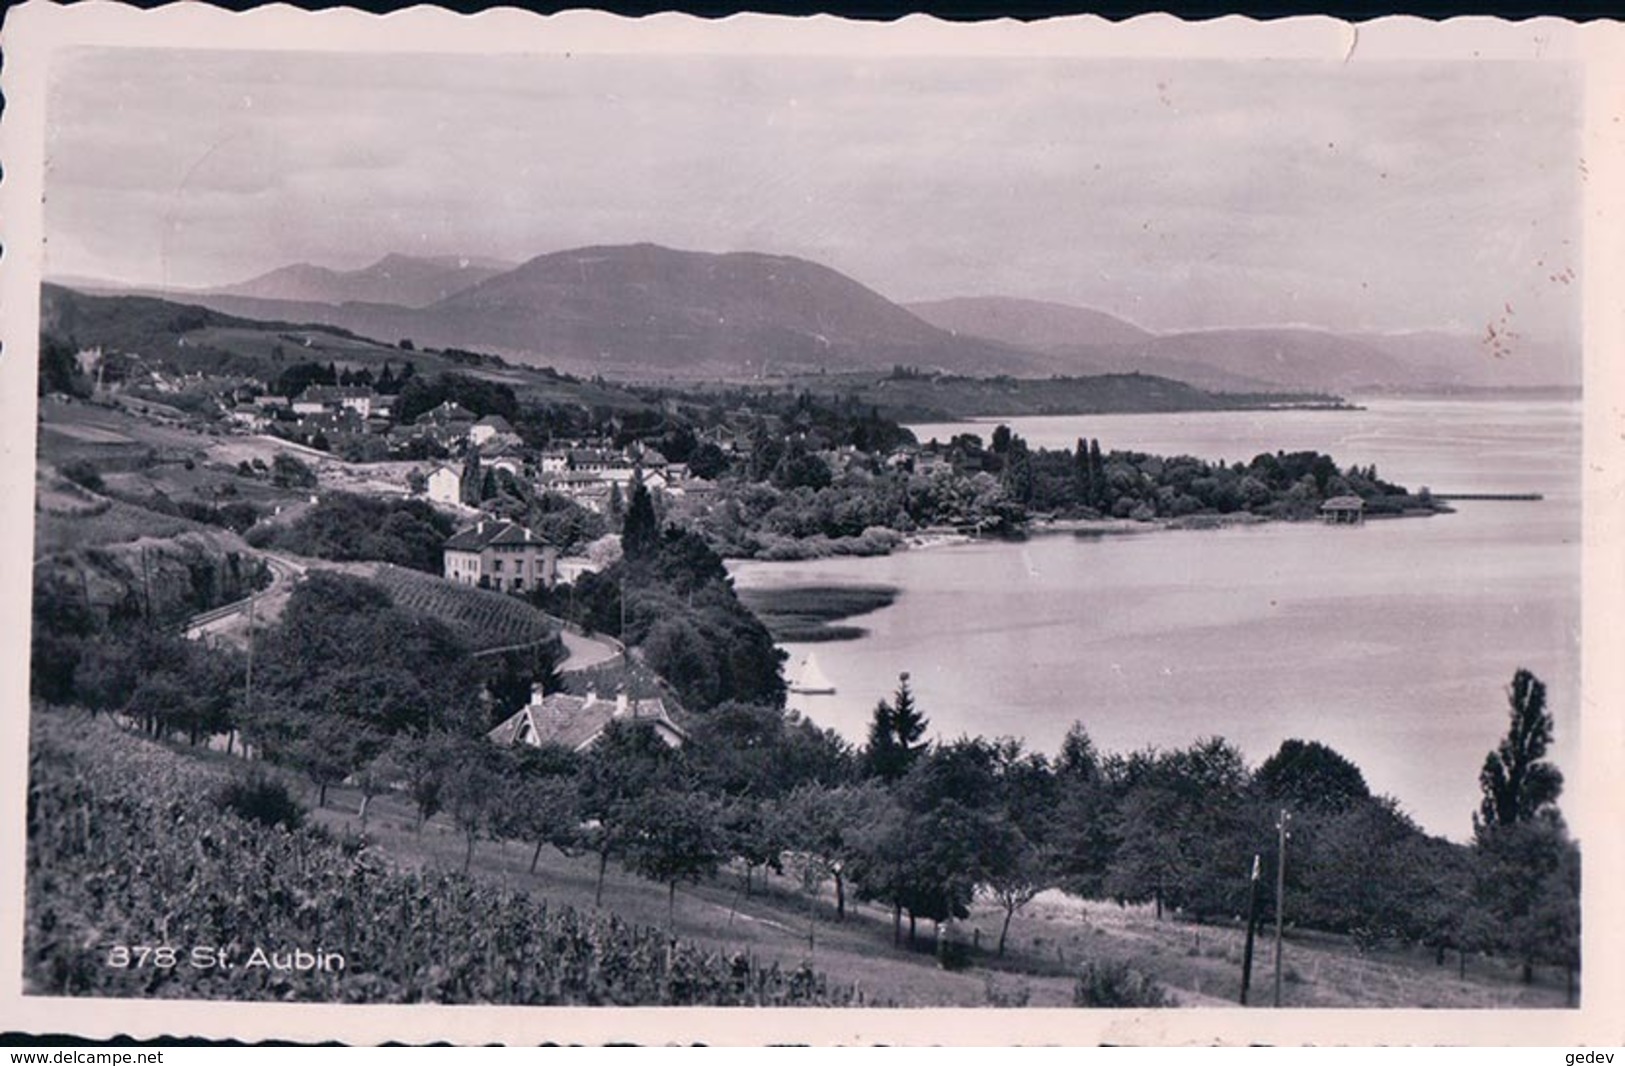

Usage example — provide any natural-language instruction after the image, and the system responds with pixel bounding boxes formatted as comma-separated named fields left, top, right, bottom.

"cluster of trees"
left=393, top=371, right=521, bottom=425
left=31, top=566, right=547, bottom=808
left=38, top=335, right=93, bottom=398
left=350, top=662, right=1577, bottom=991
left=532, top=484, right=786, bottom=711
left=240, top=573, right=496, bottom=806
left=665, top=420, right=1426, bottom=562
left=688, top=464, right=1024, bottom=559
left=30, top=542, right=270, bottom=708
left=932, top=428, right=1421, bottom=521
left=445, top=452, right=612, bottom=555
left=271, top=359, right=419, bottom=399
left=245, top=492, right=456, bottom=573
left=59, top=457, right=263, bottom=534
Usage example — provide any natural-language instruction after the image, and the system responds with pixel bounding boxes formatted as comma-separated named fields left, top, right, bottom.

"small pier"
left=1431, top=493, right=1544, bottom=502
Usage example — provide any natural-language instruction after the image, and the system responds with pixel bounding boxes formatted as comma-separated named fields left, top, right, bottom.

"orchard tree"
left=1256, top=739, right=1372, bottom=815
left=1475, top=812, right=1579, bottom=984
left=576, top=718, right=683, bottom=906
left=443, top=738, right=508, bottom=870
left=775, top=781, right=888, bottom=920
left=491, top=743, right=581, bottom=875
left=622, top=788, right=728, bottom=933
left=983, top=829, right=1052, bottom=956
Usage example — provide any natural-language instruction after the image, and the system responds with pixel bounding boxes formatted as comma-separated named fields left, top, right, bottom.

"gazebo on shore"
left=1320, top=495, right=1366, bottom=524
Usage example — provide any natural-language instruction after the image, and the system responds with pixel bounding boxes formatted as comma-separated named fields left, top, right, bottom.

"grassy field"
left=735, top=584, right=899, bottom=642
left=36, top=396, right=210, bottom=466
left=33, top=465, right=205, bottom=554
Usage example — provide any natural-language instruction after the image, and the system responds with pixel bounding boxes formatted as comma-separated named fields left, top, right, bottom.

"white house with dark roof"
left=443, top=519, right=557, bottom=592
left=294, top=385, right=379, bottom=418
left=488, top=684, right=686, bottom=753
left=568, top=448, right=629, bottom=475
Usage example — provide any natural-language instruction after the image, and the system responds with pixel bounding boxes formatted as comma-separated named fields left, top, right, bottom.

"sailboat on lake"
left=789, top=651, right=837, bottom=696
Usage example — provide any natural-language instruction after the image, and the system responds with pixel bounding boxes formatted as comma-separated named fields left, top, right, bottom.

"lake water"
left=730, top=399, right=1582, bottom=842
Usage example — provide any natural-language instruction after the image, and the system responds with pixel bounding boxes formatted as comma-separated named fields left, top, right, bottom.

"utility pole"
left=238, top=587, right=256, bottom=760
left=1240, top=852, right=1261, bottom=1005
left=1273, top=809, right=1292, bottom=1008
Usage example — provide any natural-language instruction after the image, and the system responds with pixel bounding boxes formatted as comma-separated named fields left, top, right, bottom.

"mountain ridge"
left=50, top=244, right=1578, bottom=390
left=212, top=253, right=516, bottom=309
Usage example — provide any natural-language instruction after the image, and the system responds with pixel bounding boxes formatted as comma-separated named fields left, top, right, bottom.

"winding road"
left=558, top=626, right=623, bottom=673
left=182, top=551, right=307, bottom=641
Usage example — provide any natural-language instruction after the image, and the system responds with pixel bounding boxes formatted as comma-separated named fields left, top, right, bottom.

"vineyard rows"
left=371, top=564, right=555, bottom=652
left=25, top=711, right=863, bottom=1006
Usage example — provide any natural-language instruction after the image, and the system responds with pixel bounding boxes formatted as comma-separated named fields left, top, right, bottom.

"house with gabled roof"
left=568, top=448, right=628, bottom=475
left=488, top=684, right=687, bottom=753
left=416, top=400, right=477, bottom=426
left=469, top=414, right=521, bottom=449
left=443, top=518, right=557, bottom=592
left=425, top=464, right=463, bottom=506
left=294, top=385, right=379, bottom=418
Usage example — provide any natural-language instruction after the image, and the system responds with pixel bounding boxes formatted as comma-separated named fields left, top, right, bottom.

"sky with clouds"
left=44, top=48, right=1581, bottom=343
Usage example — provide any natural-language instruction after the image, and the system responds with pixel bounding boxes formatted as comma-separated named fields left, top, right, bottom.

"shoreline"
left=732, top=504, right=1447, bottom=569
left=901, top=401, right=1364, bottom=427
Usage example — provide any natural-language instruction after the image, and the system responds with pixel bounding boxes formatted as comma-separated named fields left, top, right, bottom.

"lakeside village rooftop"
left=487, top=684, right=686, bottom=754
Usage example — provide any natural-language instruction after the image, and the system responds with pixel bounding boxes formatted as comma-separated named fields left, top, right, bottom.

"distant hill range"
left=906, top=296, right=1576, bottom=394
left=51, top=245, right=1577, bottom=391
left=210, top=253, right=516, bottom=309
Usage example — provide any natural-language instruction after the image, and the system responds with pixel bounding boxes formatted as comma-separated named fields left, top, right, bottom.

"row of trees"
left=326, top=662, right=1577, bottom=989
left=270, top=358, right=419, bottom=399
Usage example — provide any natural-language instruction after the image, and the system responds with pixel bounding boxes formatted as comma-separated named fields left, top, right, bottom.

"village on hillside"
left=23, top=288, right=1574, bottom=1016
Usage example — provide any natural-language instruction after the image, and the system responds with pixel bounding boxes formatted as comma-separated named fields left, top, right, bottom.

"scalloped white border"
left=1, top=3, right=1622, bottom=1047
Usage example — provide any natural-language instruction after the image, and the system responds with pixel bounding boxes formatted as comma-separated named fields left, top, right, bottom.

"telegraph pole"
left=1240, top=852, right=1261, bottom=1005
left=1273, top=809, right=1292, bottom=1008
left=237, top=586, right=256, bottom=760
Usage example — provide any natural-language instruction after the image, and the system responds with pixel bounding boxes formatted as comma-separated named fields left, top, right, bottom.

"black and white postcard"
left=1, top=3, right=1621, bottom=1046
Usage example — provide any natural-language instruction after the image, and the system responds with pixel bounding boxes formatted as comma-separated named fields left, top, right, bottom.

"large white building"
left=443, top=519, right=557, bottom=593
